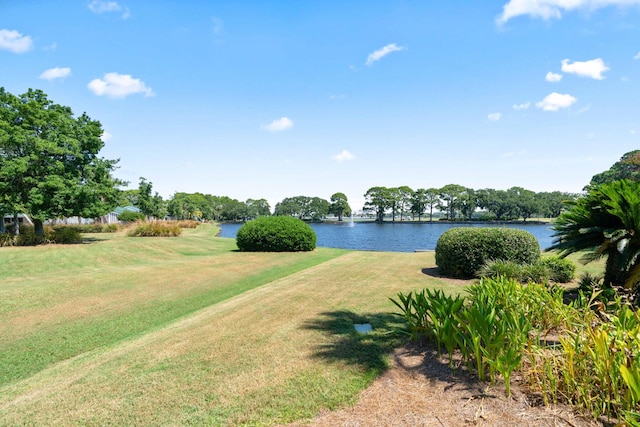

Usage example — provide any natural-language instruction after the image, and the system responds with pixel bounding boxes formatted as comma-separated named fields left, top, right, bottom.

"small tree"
left=329, top=192, right=351, bottom=221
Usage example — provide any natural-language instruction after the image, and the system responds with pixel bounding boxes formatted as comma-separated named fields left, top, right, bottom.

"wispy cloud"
left=262, top=117, right=293, bottom=132
left=634, top=52, right=640, bottom=60
left=502, top=149, right=527, bottom=158
left=0, top=29, right=33, bottom=53
left=88, top=1, right=130, bottom=19
left=211, top=17, right=224, bottom=34
left=561, top=58, right=609, bottom=80
left=496, top=0, right=640, bottom=25
left=365, top=43, right=406, bottom=66
left=39, top=67, right=71, bottom=81
left=545, top=71, right=562, bottom=82
left=332, top=149, right=354, bottom=162
left=88, top=72, right=154, bottom=98
left=488, top=112, right=502, bottom=122
left=513, top=102, right=530, bottom=110
left=536, top=92, right=577, bottom=111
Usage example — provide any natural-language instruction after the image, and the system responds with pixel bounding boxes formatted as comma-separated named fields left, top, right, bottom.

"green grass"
left=0, top=224, right=604, bottom=426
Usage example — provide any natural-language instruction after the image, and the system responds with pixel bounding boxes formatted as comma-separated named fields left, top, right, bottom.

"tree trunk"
left=34, top=218, right=45, bottom=236
left=0, top=215, right=4, bottom=234
left=604, top=251, right=628, bottom=287
left=13, top=213, right=19, bottom=236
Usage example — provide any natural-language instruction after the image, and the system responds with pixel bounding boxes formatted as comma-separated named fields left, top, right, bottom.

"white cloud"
left=561, top=58, right=609, bottom=80
left=332, top=149, right=354, bottom=162
left=513, top=102, right=531, bottom=110
left=88, top=72, right=154, bottom=98
left=88, top=1, right=130, bottom=19
left=365, top=43, right=406, bottom=66
left=211, top=17, right=224, bottom=34
left=0, top=29, right=33, bottom=53
left=497, top=0, right=640, bottom=24
left=536, top=92, right=577, bottom=111
left=488, top=112, right=502, bottom=122
left=39, top=67, right=71, bottom=81
left=545, top=71, right=563, bottom=82
left=263, top=117, right=293, bottom=132
left=634, top=52, right=640, bottom=60
left=101, top=130, right=113, bottom=142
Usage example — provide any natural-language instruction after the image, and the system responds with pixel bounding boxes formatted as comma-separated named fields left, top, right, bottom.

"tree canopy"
left=0, top=88, right=122, bottom=235
left=590, top=150, right=640, bottom=187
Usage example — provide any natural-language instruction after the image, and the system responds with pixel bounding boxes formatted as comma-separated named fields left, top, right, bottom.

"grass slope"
left=0, top=224, right=600, bottom=426
left=0, top=224, right=462, bottom=425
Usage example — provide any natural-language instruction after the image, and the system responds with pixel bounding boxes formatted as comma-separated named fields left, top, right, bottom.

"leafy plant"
left=549, top=179, right=640, bottom=289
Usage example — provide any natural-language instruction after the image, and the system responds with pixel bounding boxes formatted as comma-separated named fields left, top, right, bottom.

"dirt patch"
left=283, top=343, right=604, bottom=427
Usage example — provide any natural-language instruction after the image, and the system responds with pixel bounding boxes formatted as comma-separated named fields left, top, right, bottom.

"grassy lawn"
left=0, top=223, right=464, bottom=426
left=0, top=224, right=603, bottom=426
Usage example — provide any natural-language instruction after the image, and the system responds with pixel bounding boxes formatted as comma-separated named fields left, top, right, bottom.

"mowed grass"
left=0, top=223, right=463, bottom=426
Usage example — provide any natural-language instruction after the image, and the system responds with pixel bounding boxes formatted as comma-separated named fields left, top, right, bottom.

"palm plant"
left=549, top=180, right=640, bottom=288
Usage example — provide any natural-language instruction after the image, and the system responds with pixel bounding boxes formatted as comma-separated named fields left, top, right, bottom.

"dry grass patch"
left=0, top=249, right=462, bottom=426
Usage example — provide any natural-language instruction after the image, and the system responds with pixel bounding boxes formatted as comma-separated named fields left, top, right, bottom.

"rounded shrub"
left=236, top=216, right=316, bottom=252
left=435, top=227, right=541, bottom=279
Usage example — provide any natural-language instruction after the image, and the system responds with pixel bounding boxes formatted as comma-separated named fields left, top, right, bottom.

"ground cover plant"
left=0, top=223, right=459, bottom=425
left=390, top=276, right=640, bottom=424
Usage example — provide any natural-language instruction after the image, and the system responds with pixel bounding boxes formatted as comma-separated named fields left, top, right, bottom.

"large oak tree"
left=0, top=88, right=122, bottom=235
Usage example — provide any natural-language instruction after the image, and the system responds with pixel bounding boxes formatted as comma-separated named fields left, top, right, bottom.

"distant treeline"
left=120, top=181, right=576, bottom=223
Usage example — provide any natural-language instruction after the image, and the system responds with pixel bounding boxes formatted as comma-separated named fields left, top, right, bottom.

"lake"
left=218, top=221, right=556, bottom=253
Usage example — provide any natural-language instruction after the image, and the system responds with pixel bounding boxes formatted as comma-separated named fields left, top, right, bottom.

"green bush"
left=51, top=226, right=83, bottom=244
left=0, top=225, right=83, bottom=245
left=539, top=256, right=575, bottom=283
left=479, top=256, right=575, bottom=284
left=118, top=211, right=145, bottom=222
left=520, top=262, right=551, bottom=284
left=236, top=216, right=316, bottom=252
left=477, top=259, right=525, bottom=281
left=435, top=227, right=540, bottom=279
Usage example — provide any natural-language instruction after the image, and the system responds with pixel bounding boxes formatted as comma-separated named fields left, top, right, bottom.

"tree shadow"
left=302, top=310, right=492, bottom=397
left=301, top=310, right=406, bottom=375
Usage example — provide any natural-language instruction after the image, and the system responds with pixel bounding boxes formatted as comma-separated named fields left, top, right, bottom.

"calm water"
left=219, top=221, right=556, bottom=253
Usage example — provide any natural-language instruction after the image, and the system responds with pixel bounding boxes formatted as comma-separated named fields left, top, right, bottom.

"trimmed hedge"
left=435, top=227, right=541, bottom=279
left=236, top=216, right=316, bottom=252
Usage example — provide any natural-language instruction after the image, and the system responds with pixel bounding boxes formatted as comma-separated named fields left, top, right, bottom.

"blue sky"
left=2, top=1, right=639, bottom=211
